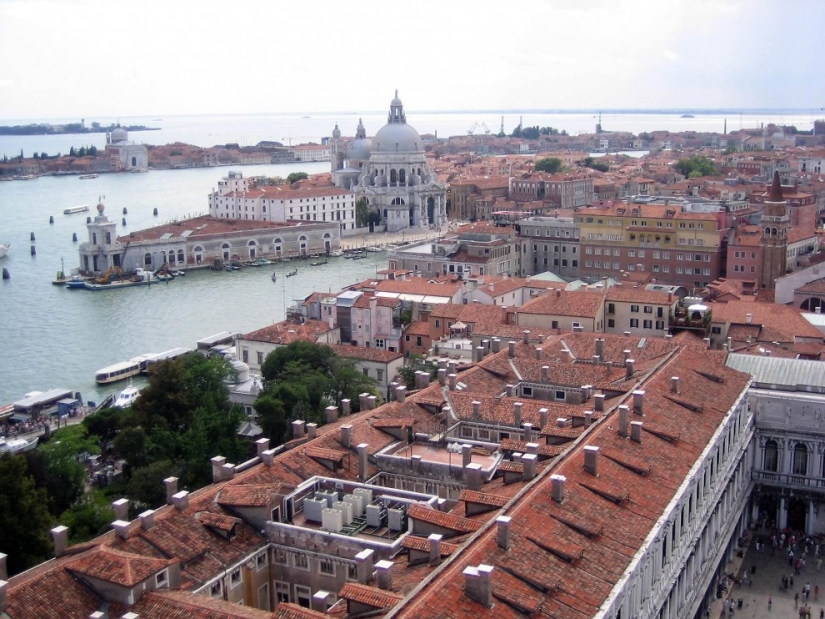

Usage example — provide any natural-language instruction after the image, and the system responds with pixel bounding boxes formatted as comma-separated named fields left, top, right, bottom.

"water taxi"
left=95, top=354, right=156, bottom=384
left=64, top=205, right=90, bottom=215
left=113, top=382, right=140, bottom=408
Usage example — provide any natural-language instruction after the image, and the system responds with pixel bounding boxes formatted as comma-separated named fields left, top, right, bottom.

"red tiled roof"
left=216, top=484, right=273, bottom=507
left=401, top=535, right=459, bottom=555
left=196, top=511, right=242, bottom=533
left=459, top=490, right=508, bottom=508
left=240, top=320, right=333, bottom=344
left=133, top=589, right=278, bottom=618
left=407, top=503, right=484, bottom=534
left=67, top=546, right=173, bottom=587
left=517, top=290, right=606, bottom=318
left=330, top=344, right=402, bottom=363
left=304, top=446, right=347, bottom=463
left=339, top=583, right=404, bottom=608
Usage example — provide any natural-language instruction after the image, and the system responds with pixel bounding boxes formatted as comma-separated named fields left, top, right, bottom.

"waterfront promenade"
left=713, top=530, right=825, bottom=619
left=341, top=222, right=462, bottom=252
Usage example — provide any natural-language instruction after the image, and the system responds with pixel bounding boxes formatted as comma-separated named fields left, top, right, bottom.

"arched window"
left=177, top=249, right=184, bottom=264
left=764, top=439, right=778, bottom=472
left=793, top=443, right=808, bottom=475
left=390, top=169, right=397, bottom=184
left=222, top=243, right=231, bottom=261
left=168, top=251, right=176, bottom=265
left=144, top=253, right=152, bottom=266
left=391, top=197, right=406, bottom=205
left=194, top=246, right=203, bottom=265
left=248, top=240, right=257, bottom=259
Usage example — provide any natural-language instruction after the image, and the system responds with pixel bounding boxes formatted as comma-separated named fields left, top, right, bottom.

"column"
left=779, top=497, right=788, bottom=529
left=807, top=500, right=816, bottom=536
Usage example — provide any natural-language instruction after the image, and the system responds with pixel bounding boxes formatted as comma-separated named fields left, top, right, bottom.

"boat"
left=285, top=269, right=298, bottom=277
left=309, top=259, right=328, bottom=267
left=366, top=246, right=382, bottom=253
left=113, top=382, right=140, bottom=408
left=95, top=354, right=156, bottom=384
left=12, top=174, right=35, bottom=180
left=63, top=205, right=90, bottom=215
left=0, top=435, right=39, bottom=454
left=171, top=270, right=186, bottom=277
left=271, top=272, right=277, bottom=283
left=79, top=174, right=99, bottom=180
left=65, top=275, right=87, bottom=289
left=0, top=243, right=9, bottom=259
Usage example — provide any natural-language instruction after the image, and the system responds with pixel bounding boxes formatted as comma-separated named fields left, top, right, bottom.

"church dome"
left=332, top=124, right=341, bottom=139
left=346, top=137, right=373, bottom=161
left=372, top=93, right=423, bottom=154
left=111, top=126, right=128, bottom=143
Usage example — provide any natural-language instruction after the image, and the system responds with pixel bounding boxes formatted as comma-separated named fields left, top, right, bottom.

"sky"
left=0, top=0, right=823, bottom=120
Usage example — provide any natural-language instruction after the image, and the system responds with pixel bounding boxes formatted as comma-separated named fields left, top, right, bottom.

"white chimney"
left=465, top=462, right=483, bottom=490
left=522, top=453, right=537, bottom=481
left=594, top=393, right=605, bottom=412
left=355, top=548, right=374, bottom=584
left=671, top=376, right=680, bottom=394
left=139, top=509, right=156, bottom=531
left=619, top=405, right=629, bottom=437
left=449, top=373, right=457, bottom=390
left=211, top=456, right=226, bottom=482
left=496, top=516, right=512, bottom=550
left=522, top=330, right=530, bottom=344
left=261, top=448, right=276, bottom=466
left=111, top=520, right=131, bottom=539
left=256, top=437, right=270, bottom=455
left=462, top=444, right=473, bottom=467
left=472, top=401, right=481, bottom=419
left=325, top=406, right=338, bottom=424
left=341, top=399, right=351, bottom=415
left=746, top=313, right=753, bottom=324
left=535, top=347, right=544, bottom=360
left=438, top=368, right=447, bottom=385
left=112, top=498, right=129, bottom=521
left=633, top=390, right=645, bottom=415
left=51, top=525, right=69, bottom=557
left=428, top=533, right=443, bottom=566
left=341, top=424, right=353, bottom=449
left=584, top=445, right=599, bottom=476
left=292, top=419, right=306, bottom=439
left=357, top=443, right=369, bottom=481
left=376, top=560, right=394, bottom=590
left=539, top=408, right=549, bottom=429
left=513, top=401, right=523, bottom=427
left=0, top=553, right=6, bottom=580
left=463, top=564, right=494, bottom=608
left=395, top=385, right=407, bottom=403
left=584, top=410, right=593, bottom=427
left=508, top=341, right=516, bottom=357
left=311, top=590, right=333, bottom=613
left=542, top=365, right=550, bottom=382
left=631, top=421, right=643, bottom=443
left=172, top=490, right=189, bottom=511
left=491, top=338, right=501, bottom=353
left=306, top=423, right=317, bottom=439
left=551, top=474, right=566, bottom=502
left=625, top=358, right=635, bottom=378
left=164, top=477, right=178, bottom=505
left=221, top=463, right=235, bottom=481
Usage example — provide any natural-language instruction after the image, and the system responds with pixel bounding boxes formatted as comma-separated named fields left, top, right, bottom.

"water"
left=0, top=160, right=388, bottom=404
left=0, top=109, right=819, bottom=160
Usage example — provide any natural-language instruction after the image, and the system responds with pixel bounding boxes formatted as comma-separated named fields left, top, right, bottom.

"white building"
left=104, top=125, right=148, bottom=171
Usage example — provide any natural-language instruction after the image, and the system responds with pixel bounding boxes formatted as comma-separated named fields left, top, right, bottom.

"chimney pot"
left=619, top=405, right=629, bottom=437
left=463, top=564, right=494, bottom=608
left=138, top=509, right=156, bottom=530
left=438, top=368, right=447, bottom=385
left=551, top=474, right=566, bottom=502
left=491, top=338, right=501, bottom=353
left=221, top=463, right=235, bottom=481
left=357, top=443, right=369, bottom=481
left=111, top=519, right=131, bottom=539
left=210, top=456, right=226, bottom=482
left=522, top=422, right=533, bottom=442
left=522, top=330, right=530, bottom=344
left=311, top=590, right=332, bottom=613
left=625, top=358, right=635, bottom=378
left=164, top=477, right=178, bottom=505
left=508, top=341, right=516, bottom=357
left=292, top=419, right=306, bottom=439
left=522, top=453, right=537, bottom=481
left=261, top=448, right=276, bottom=466
left=341, top=424, right=353, bottom=449
left=375, top=560, right=394, bottom=590
left=355, top=549, right=374, bottom=584
left=596, top=338, right=604, bottom=360
left=513, top=401, right=523, bottom=427
left=633, top=390, right=645, bottom=414
left=631, top=420, right=643, bottom=442
left=465, top=462, right=483, bottom=490
left=428, top=533, right=443, bottom=566
left=306, top=423, right=318, bottom=439
left=449, top=373, right=457, bottom=390
left=584, top=445, right=599, bottom=476
left=341, top=398, right=351, bottom=415
left=172, top=490, right=189, bottom=511
left=475, top=346, right=485, bottom=363
left=496, top=516, right=512, bottom=550
left=255, top=437, right=270, bottom=455
left=671, top=376, right=680, bottom=393
left=746, top=313, right=753, bottom=324
left=395, top=385, right=407, bottom=403
left=472, top=401, right=481, bottom=419
left=594, top=393, right=605, bottom=412
left=535, top=347, right=544, bottom=360
left=623, top=349, right=632, bottom=361
left=112, top=498, right=129, bottom=521
left=542, top=365, right=550, bottom=382
left=325, top=406, right=339, bottom=424
left=584, top=410, right=593, bottom=427
left=51, top=525, right=69, bottom=557
left=539, top=408, right=549, bottom=429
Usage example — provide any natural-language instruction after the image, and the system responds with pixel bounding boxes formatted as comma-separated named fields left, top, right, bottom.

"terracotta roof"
left=406, top=503, right=484, bottom=534
left=371, top=418, right=415, bottom=429
left=401, top=535, right=459, bottom=555
left=330, top=344, right=403, bottom=363
left=459, top=489, right=509, bottom=508
left=375, top=279, right=462, bottom=298
left=133, top=589, right=278, bottom=618
left=605, top=285, right=673, bottom=304
left=517, top=290, right=606, bottom=318
left=117, top=215, right=326, bottom=244
left=304, top=446, right=347, bottom=463
left=67, top=546, right=173, bottom=587
left=274, top=603, right=329, bottom=619
left=240, top=320, right=333, bottom=344
left=339, top=583, right=404, bottom=608
left=216, top=484, right=273, bottom=507
left=196, top=511, right=242, bottom=533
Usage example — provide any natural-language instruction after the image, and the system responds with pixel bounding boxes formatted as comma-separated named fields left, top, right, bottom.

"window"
left=607, top=303, right=615, bottom=314
left=644, top=306, right=653, bottom=314
left=435, top=320, right=440, bottom=328
left=211, top=581, right=223, bottom=598
left=764, top=440, right=778, bottom=472
left=256, top=553, right=268, bottom=570
left=156, top=570, right=168, bottom=587
left=608, top=319, right=615, bottom=328
left=294, top=553, right=309, bottom=570
left=273, top=548, right=287, bottom=565
left=275, top=581, right=290, bottom=603
left=555, top=390, right=565, bottom=401
left=793, top=443, right=808, bottom=475
left=362, top=368, right=369, bottom=376
left=630, top=319, right=639, bottom=328
left=257, top=351, right=264, bottom=365
left=242, top=349, right=249, bottom=363
left=295, top=585, right=311, bottom=608
left=230, top=568, right=242, bottom=588
left=656, top=320, right=664, bottom=330
left=376, top=369, right=384, bottom=382
left=551, top=320, right=559, bottom=329
left=643, top=320, right=652, bottom=329
left=630, top=305, right=639, bottom=313
left=319, top=558, right=336, bottom=576
left=348, top=564, right=358, bottom=581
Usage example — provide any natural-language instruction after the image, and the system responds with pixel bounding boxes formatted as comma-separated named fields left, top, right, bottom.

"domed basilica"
left=330, top=92, right=447, bottom=232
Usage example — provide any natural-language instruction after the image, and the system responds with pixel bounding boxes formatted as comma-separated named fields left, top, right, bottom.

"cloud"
left=663, top=50, right=680, bottom=62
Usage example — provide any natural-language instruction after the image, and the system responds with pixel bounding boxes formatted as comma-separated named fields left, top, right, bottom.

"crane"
left=467, top=122, right=492, bottom=135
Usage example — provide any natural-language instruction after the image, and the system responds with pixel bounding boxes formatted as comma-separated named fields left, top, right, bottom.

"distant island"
left=0, top=122, right=160, bottom=136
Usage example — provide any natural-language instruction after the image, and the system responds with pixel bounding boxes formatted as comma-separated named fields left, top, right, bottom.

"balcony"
left=753, top=470, right=825, bottom=492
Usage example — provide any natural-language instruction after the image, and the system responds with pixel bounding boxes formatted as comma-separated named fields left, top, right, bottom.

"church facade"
left=331, top=93, right=447, bottom=233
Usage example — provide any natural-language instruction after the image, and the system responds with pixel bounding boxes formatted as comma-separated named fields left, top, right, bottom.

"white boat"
left=64, top=205, right=90, bottom=215
left=113, top=382, right=140, bottom=408
left=0, top=243, right=9, bottom=259
left=95, top=354, right=156, bottom=384
left=79, top=174, right=99, bottom=180
left=0, top=435, right=38, bottom=454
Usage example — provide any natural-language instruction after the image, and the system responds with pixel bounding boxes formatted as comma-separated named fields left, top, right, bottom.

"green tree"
left=535, top=157, right=563, bottom=174
left=675, top=155, right=718, bottom=178
left=126, top=460, right=179, bottom=509
left=60, top=490, right=114, bottom=544
left=77, top=146, right=87, bottom=157
left=24, top=438, right=88, bottom=518
left=356, top=197, right=370, bottom=228
left=0, top=455, right=55, bottom=575
left=580, top=156, right=609, bottom=173
left=286, top=171, right=308, bottom=184
left=637, top=132, right=653, bottom=142
left=83, top=407, right=121, bottom=454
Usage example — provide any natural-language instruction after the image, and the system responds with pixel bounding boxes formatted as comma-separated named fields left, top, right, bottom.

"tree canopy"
left=535, top=157, right=563, bottom=174
left=355, top=197, right=370, bottom=228
left=286, top=171, right=308, bottom=184
left=255, top=341, right=377, bottom=443
left=580, top=156, right=610, bottom=173
left=674, top=155, right=718, bottom=178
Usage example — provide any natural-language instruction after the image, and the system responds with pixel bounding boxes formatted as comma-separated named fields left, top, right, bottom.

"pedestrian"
left=798, top=592, right=802, bottom=608
left=819, top=608, right=823, bottom=619
left=818, top=558, right=823, bottom=571
left=768, top=595, right=772, bottom=610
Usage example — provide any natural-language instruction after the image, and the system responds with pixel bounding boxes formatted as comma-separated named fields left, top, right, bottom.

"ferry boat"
left=0, top=435, right=39, bottom=454
left=95, top=354, right=156, bottom=384
left=79, top=174, right=99, bottom=180
left=64, top=205, right=90, bottom=215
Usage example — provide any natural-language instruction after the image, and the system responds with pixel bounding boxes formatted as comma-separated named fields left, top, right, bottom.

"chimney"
left=584, top=445, right=599, bottom=476
left=395, top=385, right=407, bottom=403
left=618, top=405, right=629, bottom=437
left=592, top=355, right=601, bottom=365
left=631, top=421, right=643, bottom=443
left=464, top=462, right=483, bottom=490
left=292, top=419, right=306, bottom=439
left=625, top=358, right=635, bottom=379
left=341, top=399, right=351, bottom=415
left=671, top=376, right=680, bottom=393
left=112, top=498, right=129, bottom=521
left=122, top=614, right=139, bottom=619
left=211, top=456, right=226, bottom=482
left=513, top=402, right=523, bottom=427
left=325, top=406, right=338, bottom=424
left=172, top=491, right=189, bottom=511
left=522, top=330, right=530, bottom=344
left=596, top=338, right=604, bottom=360
left=463, top=564, right=494, bottom=608
left=0, top=553, right=6, bottom=580
left=594, top=394, right=605, bottom=412
left=727, top=337, right=733, bottom=351
left=491, top=338, right=501, bottom=353
left=481, top=339, right=490, bottom=355
left=221, top=463, right=235, bottom=481
left=448, top=360, right=458, bottom=374
left=633, top=390, right=645, bottom=415
left=261, top=448, right=276, bottom=466
left=164, top=477, right=178, bottom=504
left=522, top=422, right=533, bottom=442
left=359, top=393, right=369, bottom=410
left=623, top=349, right=632, bottom=362
left=306, top=423, right=317, bottom=439
left=703, top=337, right=711, bottom=348
left=472, top=401, right=481, bottom=419
left=438, top=368, right=447, bottom=385
left=551, top=474, right=566, bottom=502
left=375, top=560, right=394, bottom=590
left=90, top=612, right=106, bottom=619
left=624, top=331, right=631, bottom=337
left=525, top=442, right=539, bottom=455
left=746, top=313, right=753, bottom=324
left=505, top=384, right=514, bottom=397
left=542, top=365, right=549, bottom=382
left=584, top=410, right=593, bottom=427
left=51, top=525, right=69, bottom=557
left=428, top=533, right=443, bottom=566
left=357, top=443, right=369, bottom=481
left=449, top=373, right=457, bottom=390
left=311, top=590, right=332, bottom=613
left=355, top=549, right=374, bottom=584
left=474, top=346, right=484, bottom=363
left=111, top=520, right=130, bottom=539
left=341, top=424, right=353, bottom=449
left=256, top=437, right=270, bottom=456
left=496, top=516, right=512, bottom=550
left=508, top=341, right=516, bottom=357
left=139, top=509, right=156, bottom=531
left=522, top=453, right=537, bottom=481
left=462, top=443, right=473, bottom=467
left=539, top=408, right=549, bottom=429
left=535, top=347, right=544, bottom=360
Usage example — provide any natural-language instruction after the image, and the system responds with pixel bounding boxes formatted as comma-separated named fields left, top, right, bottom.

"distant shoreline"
left=0, top=124, right=161, bottom=136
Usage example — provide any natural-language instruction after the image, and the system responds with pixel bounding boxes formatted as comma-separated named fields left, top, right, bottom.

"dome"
left=346, top=137, right=373, bottom=161
left=332, top=123, right=341, bottom=139
left=373, top=123, right=422, bottom=153
left=111, top=126, right=128, bottom=143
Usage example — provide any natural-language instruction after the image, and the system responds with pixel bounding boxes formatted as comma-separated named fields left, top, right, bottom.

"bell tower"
left=330, top=123, right=344, bottom=173
left=759, top=172, right=789, bottom=288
